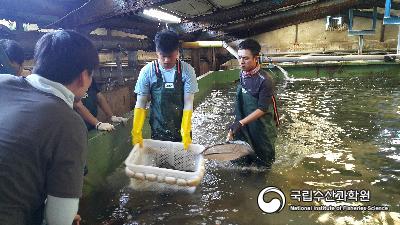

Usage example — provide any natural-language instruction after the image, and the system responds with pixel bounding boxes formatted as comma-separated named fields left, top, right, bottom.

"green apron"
left=234, top=82, right=279, bottom=167
left=149, top=60, right=184, bottom=141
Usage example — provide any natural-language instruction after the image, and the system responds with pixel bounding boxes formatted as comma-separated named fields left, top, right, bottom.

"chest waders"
left=149, top=60, right=184, bottom=141
left=234, top=82, right=279, bottom=167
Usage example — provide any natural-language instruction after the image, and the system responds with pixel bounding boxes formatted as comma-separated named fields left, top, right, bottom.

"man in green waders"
left=132, top=30, right=199, bottom=149
left=227, top=39, right=279, bottom=167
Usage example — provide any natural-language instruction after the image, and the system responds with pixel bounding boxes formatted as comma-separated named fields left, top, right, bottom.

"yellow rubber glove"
left=131, top=108, right=146, bottom=147
left=181, top=110, right=192, bottom=150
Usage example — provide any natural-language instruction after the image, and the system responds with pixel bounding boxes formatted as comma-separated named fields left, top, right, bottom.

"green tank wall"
left=266, top=62, right=400, bottom=79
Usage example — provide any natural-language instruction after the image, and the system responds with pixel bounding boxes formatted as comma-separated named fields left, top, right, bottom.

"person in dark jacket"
left=0, top=39, right=24, bottom=76
left=227, top=39, right=280, bottom=167
left=0, top=30, right=99, bottom=225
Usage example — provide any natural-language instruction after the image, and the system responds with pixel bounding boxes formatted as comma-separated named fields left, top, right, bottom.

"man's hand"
left=72, top=214, right=81, bottom=225
left=229, top=121, right=243, bottom=134
left=96, top=122, right=115, bottom=131
left=226, top=130, right=234, bottom=142
left=111, top=115, right=129, bottom=124
left=132, top=133, right=143, bottom=147
left=132, top=108, right=146, bottom=147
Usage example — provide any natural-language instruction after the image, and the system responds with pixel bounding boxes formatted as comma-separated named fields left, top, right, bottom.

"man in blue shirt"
left=227, top=39, right=280, bottom=167
left=132, top=30, right=199, bottom=149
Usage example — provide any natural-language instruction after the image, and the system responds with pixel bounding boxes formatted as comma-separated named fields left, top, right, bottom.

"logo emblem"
left=165, top=83, right=174, bottom=89
left=258, top=186, right=286, bottom=214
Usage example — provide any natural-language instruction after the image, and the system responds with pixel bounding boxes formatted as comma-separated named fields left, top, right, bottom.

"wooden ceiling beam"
left=0, top=30, right=151, bottom=58
left=191, top=0, right=309, bottom=24
left=0, top=0, right=72, bottom=17
left=222, top=0, right=375, bottom=38
left=48, top=0, right=180, bottom=29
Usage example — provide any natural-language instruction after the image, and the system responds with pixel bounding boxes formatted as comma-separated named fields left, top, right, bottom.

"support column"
left=358, top=35, right=364, bottom=55
left=115, top=51, right=124, bottom=84
left=128, top=51, right=138, bottom=78
left=380, top=24, right=385, bottom=43
left=397, top=26, right=400, bottom=54
left=191, top=49, right=200, bottom=76
left=16, top=21, right=24, bottom=31
left=212, top=47, right=216, bottom=71
left=206, top=48, right=213, bottom=72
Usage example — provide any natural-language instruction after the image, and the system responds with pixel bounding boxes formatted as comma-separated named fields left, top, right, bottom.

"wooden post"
left=380, top=24, right=385, bottom=43
left=128, top=51, right=138, bottom=78
left=191, top=49, right=200, bottom=76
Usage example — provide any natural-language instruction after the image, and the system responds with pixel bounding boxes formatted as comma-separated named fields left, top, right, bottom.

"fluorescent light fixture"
left=143, top=9, right=181, bottom=23
left=0, top=19, right=16, bottom=30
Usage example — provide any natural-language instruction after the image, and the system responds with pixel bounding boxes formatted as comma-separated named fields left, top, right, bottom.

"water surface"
left=80, top=74, right=400, bottom=225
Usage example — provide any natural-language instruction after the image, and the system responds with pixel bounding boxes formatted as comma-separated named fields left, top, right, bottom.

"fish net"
left=202, top=140, right=254, bottom=161
left=125, top=139, right=205, bottom=193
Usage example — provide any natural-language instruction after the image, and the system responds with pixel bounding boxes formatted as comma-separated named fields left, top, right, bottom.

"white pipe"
left=182, top=41, right=224, bottom=48
left=221, top=42, right=239, bottom=59
left=261, top=54, right=399, bottom=63
left=397, top=26, right=400, bottom=54
left=182, top=41, right=238, bottom=59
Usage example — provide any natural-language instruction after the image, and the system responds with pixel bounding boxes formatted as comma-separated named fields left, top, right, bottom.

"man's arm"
left=134, top=64, right=151, bottom=96
left=227, top=78, right=272, bottom=140
left=74, top=100, right=115, bottom=131
left=227, top=109, right=265, bottom=141
left=239, top=109, right=265, bottom=125
left=97, top=93, right=129, bottom=124
left=74, top=100, right=99, bottom=127
left=45, top=195, right=79, bottom=225
left=132, top=95, right=148, bottom=146
left=181, top=63, right=198, bottom=149
left=96, top=93, right=113, bottom=120
left=132, top=65, right=151, bottom=146
left=182, top=63, right=199, bottom=94
left=45, top=114, right=87, bottom=225
left=238, top=76, right=273, bottom=125
left=183, top=93, right=194, bottom=110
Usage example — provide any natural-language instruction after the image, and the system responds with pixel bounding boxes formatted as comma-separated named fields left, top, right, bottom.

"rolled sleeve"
left=134, top=64, right=151, bottom=95
left=182, top=62, right=199, bottom=94
left=258, top=79, right=273, bottom=112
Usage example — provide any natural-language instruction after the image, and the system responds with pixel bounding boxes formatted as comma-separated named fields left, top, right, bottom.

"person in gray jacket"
left=0, top=30, right=99, bottom=225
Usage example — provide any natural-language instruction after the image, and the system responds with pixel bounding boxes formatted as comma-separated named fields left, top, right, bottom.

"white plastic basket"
left=124, top=139, right=205, bottom=192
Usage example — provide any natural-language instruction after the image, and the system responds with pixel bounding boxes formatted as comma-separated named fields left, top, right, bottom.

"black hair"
left=32, top=30, right=99, bottom=85
left=238, top=39, right=261, bottom=56
left=154, top=30, right=179, bottom=55
left=0, top=39, right=24, bottom=65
